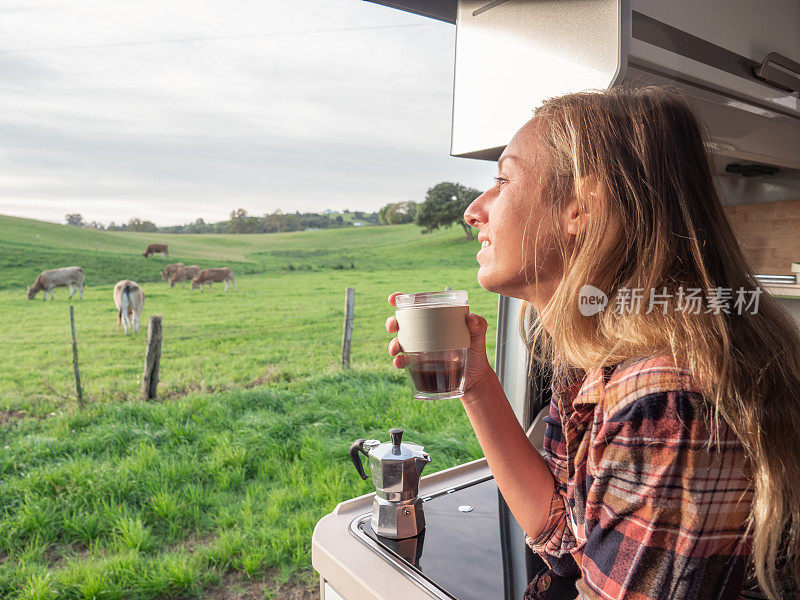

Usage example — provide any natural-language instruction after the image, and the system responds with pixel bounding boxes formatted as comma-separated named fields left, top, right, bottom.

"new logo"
left=578, top=285, right=608, bottom=316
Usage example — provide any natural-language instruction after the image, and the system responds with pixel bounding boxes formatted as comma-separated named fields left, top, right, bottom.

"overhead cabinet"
left=452, top=0, right=800, bottom=204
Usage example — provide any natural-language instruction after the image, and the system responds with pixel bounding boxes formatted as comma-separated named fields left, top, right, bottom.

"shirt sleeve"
left=525, top=398, right=577, bottom=560
left=577, top=389, right=752, bottom=600
left=524, top=481, right=570, bottom=549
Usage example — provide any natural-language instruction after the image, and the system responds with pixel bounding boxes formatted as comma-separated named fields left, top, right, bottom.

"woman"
left=387, top=87, right=800, bottom=599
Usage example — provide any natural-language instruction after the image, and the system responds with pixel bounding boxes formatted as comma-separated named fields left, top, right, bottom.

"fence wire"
left=0, top=319, right=356, bottom=346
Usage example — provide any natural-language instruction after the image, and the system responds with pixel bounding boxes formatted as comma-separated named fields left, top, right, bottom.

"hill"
left=0, top=214, right=495, bottom=599
left=1, top=214, right=479, bottom=290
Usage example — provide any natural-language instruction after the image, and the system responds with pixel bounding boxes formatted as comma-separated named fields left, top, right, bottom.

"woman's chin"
left=476, top=270, right=512, bottom=296
left=476, top=270, right=539, bottom=304
left=475, top=269, right=496, bottom=293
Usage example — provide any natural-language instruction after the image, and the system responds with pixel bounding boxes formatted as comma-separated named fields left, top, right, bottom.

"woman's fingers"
left=387, top=295, right=404, bottom=370
left=388, top=336, right=408, bottom=368
left=393, top=354, right=409, bottom=369
left=387, top=292, right=403, bottom=308
left=388, top=337, right=408, bottom=368
left=385, top=315, right=398, bottom=333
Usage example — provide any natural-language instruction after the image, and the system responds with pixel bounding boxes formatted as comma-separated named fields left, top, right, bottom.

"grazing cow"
left=169, top=265, right=201, bottom=288
left=27, top=266, right=85, bottom=301
left=143, top=243, right=168, bottom=258
left=190, top=267, right=237, bottom=292
left=113, top=280, right=145, bottom=334
left=160, top=262, right=185, bottom=282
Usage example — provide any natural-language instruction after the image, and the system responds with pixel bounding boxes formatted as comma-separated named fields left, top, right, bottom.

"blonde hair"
left=525, top=86, right=800, bottom=598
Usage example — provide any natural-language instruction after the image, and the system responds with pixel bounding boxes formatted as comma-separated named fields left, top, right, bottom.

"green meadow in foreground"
left=0, top=216, right=498, bottom=599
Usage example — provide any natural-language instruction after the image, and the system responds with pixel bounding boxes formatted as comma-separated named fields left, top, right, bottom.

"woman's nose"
left=464, top=191, right=489, bottom=228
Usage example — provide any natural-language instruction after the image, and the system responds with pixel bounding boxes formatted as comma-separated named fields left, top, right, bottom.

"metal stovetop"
left=349, top=475, right=506, bottom=600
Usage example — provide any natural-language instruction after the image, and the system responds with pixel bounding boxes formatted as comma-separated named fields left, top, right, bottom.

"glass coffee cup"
left=395, top=291, right=470, bottom=400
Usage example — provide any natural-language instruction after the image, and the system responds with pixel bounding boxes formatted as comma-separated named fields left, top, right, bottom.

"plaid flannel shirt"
left=526, top=356, right=766, bottom=600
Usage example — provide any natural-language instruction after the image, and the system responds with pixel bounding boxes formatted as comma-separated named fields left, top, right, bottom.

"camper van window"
left=388, top=86, right=800, bottom=600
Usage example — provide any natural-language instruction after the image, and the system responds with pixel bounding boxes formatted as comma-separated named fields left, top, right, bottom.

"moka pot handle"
left=349, top=439, right=370, bottom=481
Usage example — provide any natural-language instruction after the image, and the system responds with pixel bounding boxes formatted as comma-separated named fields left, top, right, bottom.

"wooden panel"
left=724, top=198, right=800, bottom=275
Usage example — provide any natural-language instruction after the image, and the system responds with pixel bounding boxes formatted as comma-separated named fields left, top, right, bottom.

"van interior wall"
left=724, top=198, right=800, bottom=276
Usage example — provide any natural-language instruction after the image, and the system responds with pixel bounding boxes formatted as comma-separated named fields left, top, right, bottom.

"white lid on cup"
left=395, top=290, right=468, bottom=309
left=395, top=291, right=470, bottom=352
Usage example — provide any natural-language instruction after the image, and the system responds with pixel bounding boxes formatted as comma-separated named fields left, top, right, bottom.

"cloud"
left=0, top=0, right=497, bottom=225
left=0, top=117, right=492, bottom=224
left=0, top=53, right=60, bottom=86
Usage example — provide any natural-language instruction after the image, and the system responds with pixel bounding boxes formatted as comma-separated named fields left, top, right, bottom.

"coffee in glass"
left=395, top=291, right=470, bottom=400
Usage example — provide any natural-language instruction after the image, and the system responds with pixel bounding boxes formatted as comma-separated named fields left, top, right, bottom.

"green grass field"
left=0, top=215, right=498, bottom=599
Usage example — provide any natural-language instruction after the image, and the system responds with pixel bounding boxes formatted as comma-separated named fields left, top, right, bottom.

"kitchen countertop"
left=312, top=458, right=492, bottom=600
left=764, top=282, right=800, bottom=299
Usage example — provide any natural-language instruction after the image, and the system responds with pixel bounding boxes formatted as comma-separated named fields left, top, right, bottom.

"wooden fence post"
left=69, top=305, right=84, bottom=407
left=142, top=315, right=163, bottom=400
left=341, top=287, right=355, bottom=369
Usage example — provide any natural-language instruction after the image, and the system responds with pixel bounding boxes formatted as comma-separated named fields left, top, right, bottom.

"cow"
left=113, top=280, right=145, bottom=335
left=190, top=267, right=237, bottom=292
left=160, top=262, right=185, bottom=282
left=143, top=243, right=168, bottom=258
left=27, top=267, right=85, bottom=301
left=169, top=265, right=201, bottom=288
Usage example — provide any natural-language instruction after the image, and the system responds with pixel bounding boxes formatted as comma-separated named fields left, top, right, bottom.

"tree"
left=65, top=213, right=85, bottom=227
left=354, top=210, right=380, bottom=225
left=415, top=182, right=482, bottom=240
left=379, top=201, right=418, bottom=225
left=229, top=208, right=260, bottom=234
left=230, top=208, right=247, bottom=233
left=262, top=210, right=285, bottom=233
left=128, top=217, right=158, bottom=232
left=185, top=218, right=207, bottom=233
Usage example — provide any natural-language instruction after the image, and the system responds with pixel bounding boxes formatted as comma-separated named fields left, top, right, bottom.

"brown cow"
left=160, top=262, right=185, bottom=282
left=113, top=280, right=145, bottom=334
left=143, top=243, right=168, bottom=258
left=190, top=267, right=237, bottom=292
left=169, top=265, right=201, bottom=288
left=27, top=266, right=85, bottom=300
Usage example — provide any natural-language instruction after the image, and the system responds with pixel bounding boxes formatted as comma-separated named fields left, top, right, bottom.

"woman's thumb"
left=466, top=313, right=488, bottom=354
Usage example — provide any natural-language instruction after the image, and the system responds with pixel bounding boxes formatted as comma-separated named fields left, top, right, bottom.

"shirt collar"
left=551, top=361, right=630, bottom=409
left=572, top=365, right=613, bottom=407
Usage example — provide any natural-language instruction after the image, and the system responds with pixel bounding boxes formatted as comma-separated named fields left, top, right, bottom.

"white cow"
left=27, top=266, right=85, bottom=300
left=113, top=280, right=145, bottom=335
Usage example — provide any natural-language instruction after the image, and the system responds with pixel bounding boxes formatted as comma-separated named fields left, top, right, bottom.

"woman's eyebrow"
left=498, top=154, right=521, bottom=170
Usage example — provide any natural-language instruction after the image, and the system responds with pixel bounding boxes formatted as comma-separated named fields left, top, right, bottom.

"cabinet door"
left=452, top=0, right=624, bottom=159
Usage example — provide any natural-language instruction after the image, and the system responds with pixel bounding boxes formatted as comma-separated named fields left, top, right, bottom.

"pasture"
left=0, top=215, right=499, bottom=599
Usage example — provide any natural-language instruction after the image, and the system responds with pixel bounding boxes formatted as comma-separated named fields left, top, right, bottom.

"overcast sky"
left=0, top=0, right=497, bottom=226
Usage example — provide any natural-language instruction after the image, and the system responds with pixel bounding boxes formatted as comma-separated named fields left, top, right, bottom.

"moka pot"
left=350, top=428, right=431, bottom=539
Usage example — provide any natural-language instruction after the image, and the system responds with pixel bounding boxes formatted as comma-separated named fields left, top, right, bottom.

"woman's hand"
left=385, top=292, right=496, bottom=398
left=387, top=292, right=555, bottom=540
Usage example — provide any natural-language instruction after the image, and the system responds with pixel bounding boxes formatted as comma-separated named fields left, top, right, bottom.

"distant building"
left=325, top=209, right=336, bottom=215
left=353, top=222, right=363, bottom=227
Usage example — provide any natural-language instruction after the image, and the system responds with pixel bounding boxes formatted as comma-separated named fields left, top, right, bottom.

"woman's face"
left=463, top=118, right=567, bottom=311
